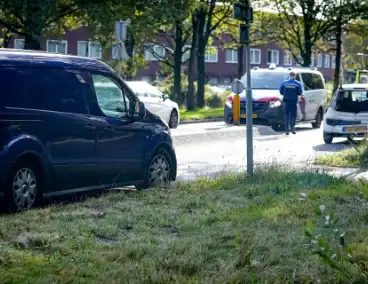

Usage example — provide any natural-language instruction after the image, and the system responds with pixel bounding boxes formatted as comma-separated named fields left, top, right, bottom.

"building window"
left=144, top=45, right=165, bottom=61
left=324, top=54, right=330, bottom=68
left=208, top=76, right=219, bottom=85
left=331, top=55, right=336, bottom=69
left=205, top=47, right=218, bottom=63
left=284, top=50, right=292, bottom=65
left=77, top=41, right=102, bottom=59
left=225, top=48, right=238, bottom=63
left=250, top=49, right=261, bottom=64
left=223, top=77, right=232, bottom=85
left=47, top=40, right=67, bottom=54
left=317, top=54, right=323, bottom=68
left=182, top=45, right=191, bottom=63
left=14, top=39, right=25, bottom=49
left=267, top=49, right=279, bottom=64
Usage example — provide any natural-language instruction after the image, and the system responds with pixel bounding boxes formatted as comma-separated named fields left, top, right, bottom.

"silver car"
left=126, top=81, right=180, bottom=128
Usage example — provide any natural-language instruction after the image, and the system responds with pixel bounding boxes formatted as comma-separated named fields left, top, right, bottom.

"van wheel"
left=323, top=132, right=333, bottom=144
left=312, top=109, right=323, bottom=129
left=3, top=159, right=42, bottom=213
left=135, top=148, right=173, bottom=190
left=169, top=110, right=179, bottom=129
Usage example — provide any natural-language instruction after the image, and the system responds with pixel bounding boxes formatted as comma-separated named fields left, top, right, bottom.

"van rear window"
left=0, top=67, right=33, bottom=108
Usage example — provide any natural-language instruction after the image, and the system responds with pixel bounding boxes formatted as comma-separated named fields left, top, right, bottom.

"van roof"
left=252, top=66, right=323, bottom=76
left=0, top=49, right=113, bottom=73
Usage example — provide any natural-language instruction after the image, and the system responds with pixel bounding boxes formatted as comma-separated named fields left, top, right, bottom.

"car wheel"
left=323, top=132, right=333, bottom=144
left=312, top=108, right=323, bottom=129
left=169, top=110, right=179, bottom=129
left=135, top=148, right=174, bottom=191
left=3, top=159, right=42, bottom=213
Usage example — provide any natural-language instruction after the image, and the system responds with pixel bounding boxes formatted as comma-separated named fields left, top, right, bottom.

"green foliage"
left=315, top=138, right=368, bottom=168
left=304, top=192, right=368, bottom=281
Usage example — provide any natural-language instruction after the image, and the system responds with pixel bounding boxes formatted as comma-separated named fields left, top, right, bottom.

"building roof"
left=0, top=49, right=113, bottom=73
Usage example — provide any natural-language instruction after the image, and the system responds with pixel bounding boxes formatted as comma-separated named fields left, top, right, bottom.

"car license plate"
left=241, top=114, right=257, bottom=118
left=343, top=126, right=368, bottom=133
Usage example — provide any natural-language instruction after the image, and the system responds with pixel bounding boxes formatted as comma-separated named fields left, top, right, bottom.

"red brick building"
left=6, top=26, right=335, bottom=83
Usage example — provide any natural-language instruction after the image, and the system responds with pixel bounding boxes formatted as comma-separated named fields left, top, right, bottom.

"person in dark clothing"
left=279, top=71, right=303, bottom=135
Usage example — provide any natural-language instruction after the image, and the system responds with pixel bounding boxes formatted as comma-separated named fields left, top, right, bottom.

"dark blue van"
left=0, top=50, right=177, bottom=212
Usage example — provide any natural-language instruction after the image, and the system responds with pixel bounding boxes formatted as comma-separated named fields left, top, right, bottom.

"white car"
left=323, top=84, right=368, bottom=144
left=126, top=81, right=180, bottom=128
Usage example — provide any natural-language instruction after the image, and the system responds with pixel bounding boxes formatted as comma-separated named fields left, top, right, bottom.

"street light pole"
left=233, top=0, right=254, bottom=178
left=245, top=13, right=253, bottom=177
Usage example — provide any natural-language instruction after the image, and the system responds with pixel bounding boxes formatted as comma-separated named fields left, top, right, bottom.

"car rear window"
left=336, top=89, right=368, bottom=113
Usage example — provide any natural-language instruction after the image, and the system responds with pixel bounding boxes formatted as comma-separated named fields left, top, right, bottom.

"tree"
left=142, top=0, right=196, bottom=103
left=267, top=0, right=336, bottom=67
left=213, top=7, right=278, bottom=79
left=194, top=0, right=235, bottom=108
left=0, top=0, right=137, bottom=50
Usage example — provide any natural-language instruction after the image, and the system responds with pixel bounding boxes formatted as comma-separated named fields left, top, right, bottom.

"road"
left=174, top=123, right=353, bottom=181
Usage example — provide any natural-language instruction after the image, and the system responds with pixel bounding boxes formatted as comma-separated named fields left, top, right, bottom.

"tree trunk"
left=126, top=32, right=135, bottom=80
left=196, top=8, right=206, bottom=108
left=173, top=22, right=183, bottom=103
left=187, top=15, right=198, bottom=111
left=24, top=3, right=43, bottom=50
left=303, top=17, right=312, bottom=67
left=237, top=45, right=244, bottom=79
left=333, top=15, right=343, bottom=93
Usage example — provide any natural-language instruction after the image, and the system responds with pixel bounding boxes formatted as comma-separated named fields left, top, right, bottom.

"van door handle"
left=84, top=125, right=96, bottom=131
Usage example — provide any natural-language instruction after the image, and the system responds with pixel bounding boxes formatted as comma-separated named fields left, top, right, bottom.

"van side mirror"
left=134, top=101, right=146, bottom=119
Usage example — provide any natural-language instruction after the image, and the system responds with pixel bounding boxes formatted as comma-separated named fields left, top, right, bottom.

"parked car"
left=0, top=50, right=177, bottom=212
left=224, top=65, right=326, bottom=130
left=126, top=81, right=180, bottom=128
left=323, top=84, right=368, bottom=144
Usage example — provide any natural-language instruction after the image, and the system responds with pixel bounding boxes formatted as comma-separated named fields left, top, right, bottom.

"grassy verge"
left=315, top=141, right=368, bottom=168
left=1, top=168, right=368, bottom=283
left=180, top=107, right=223, bottom=121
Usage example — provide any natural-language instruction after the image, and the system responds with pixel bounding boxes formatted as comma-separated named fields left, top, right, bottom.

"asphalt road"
left=174, top=123, right=353, bottom=181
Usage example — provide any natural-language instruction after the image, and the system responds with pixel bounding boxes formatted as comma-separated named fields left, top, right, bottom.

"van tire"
left=135, top=147, right=174, bottom=191
left=323, top=132, right=333, bottom=144
left=3, top=159, right=43, bottom=213
left=312, top=108, right=323, bottom=129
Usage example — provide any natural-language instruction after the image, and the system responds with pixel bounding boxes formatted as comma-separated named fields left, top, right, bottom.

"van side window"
left=91, top=74, right=131, bottom=118
left=0, top=67, right=33, bottom=108
left=33, top=68, right=89, bottom=114
left=311, top=74, right=324, bottom=89
left=301, top=73, right=313, bottom=90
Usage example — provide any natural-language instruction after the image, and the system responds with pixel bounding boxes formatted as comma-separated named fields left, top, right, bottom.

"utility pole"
left=233, top=0, right=254, bottom=177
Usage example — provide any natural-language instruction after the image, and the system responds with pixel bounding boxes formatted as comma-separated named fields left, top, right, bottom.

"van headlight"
left=269, top=100, right=281, bottom=108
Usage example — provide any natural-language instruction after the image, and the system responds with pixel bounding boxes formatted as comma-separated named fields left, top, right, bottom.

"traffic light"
left=233, top=3, right=253, bottom=23
left=239, top=24, right=250, bottom=44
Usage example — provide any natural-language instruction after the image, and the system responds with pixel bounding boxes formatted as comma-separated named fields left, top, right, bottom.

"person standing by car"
left=279, top=71, right=303, bottom=135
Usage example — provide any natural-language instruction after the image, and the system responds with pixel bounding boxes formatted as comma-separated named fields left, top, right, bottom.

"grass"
left=180, top=107, right=223, bottom=121
left=315, top=141, right=368, bottom=168
left=1, top=168, right=368, bottom=283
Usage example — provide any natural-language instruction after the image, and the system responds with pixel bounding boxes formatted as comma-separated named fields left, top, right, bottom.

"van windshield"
left=336, top=89, right=368, bottom=113
left=241, top=71, right=289, bottom=90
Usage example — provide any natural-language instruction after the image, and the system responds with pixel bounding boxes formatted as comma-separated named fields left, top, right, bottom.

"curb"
left=180, top=117, right=223, bottom=124
left=172, top=125, right=278, bottom=146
